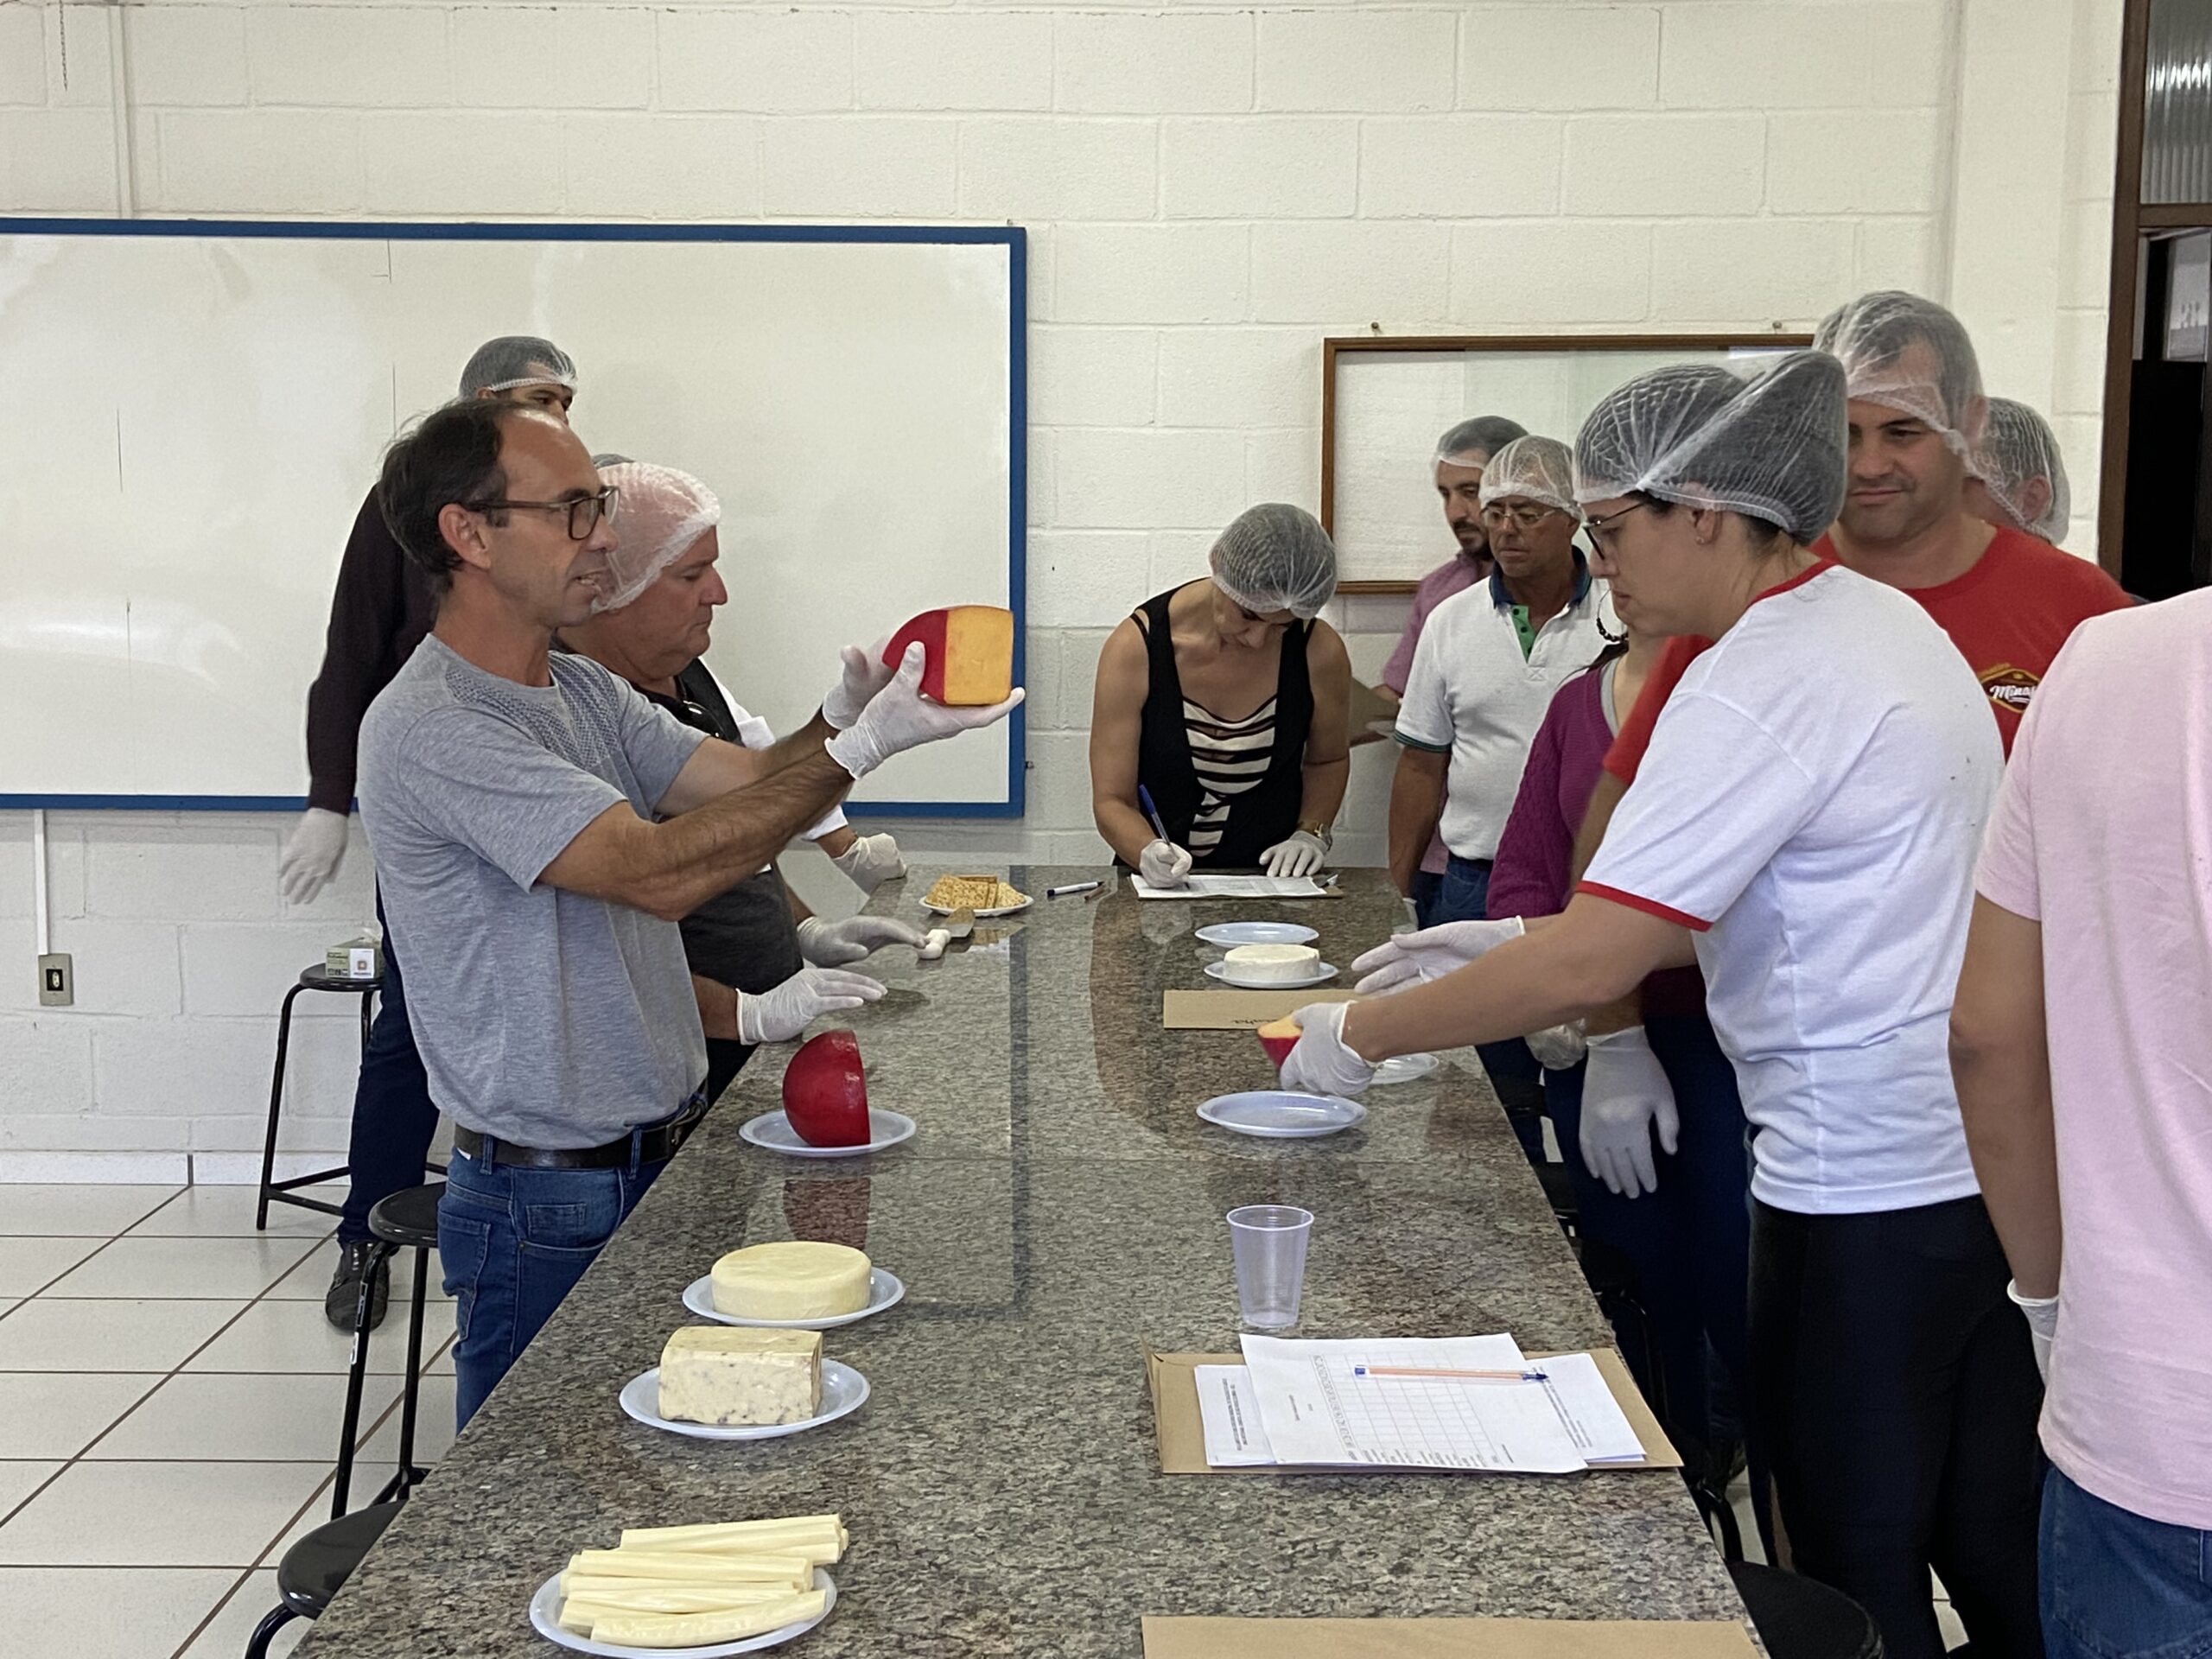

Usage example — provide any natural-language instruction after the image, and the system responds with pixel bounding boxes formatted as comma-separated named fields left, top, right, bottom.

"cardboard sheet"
left=1162, top=989, right=1358, bottom=1029
left=1141, top=1616, right=1758, bottom=1658
left=1143, top=1348, right=1681, bottom=1474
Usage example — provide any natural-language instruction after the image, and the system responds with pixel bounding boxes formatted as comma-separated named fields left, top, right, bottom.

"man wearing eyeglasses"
left=289, top=335, right=581, bottom=1333
left=1386, top=434, right=1612, bottom=1160
left=358, top=399, right=1020, bottom=1425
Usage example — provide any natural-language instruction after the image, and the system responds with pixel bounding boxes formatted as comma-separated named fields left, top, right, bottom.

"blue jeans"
left=339, top=894, right=440, bottom=1247
left=439, top=1147, right=665, bottom=1428
left=2042, top=1468, right=2212, bottom=1657
left=1422, top=855, right=1544, bottom=1162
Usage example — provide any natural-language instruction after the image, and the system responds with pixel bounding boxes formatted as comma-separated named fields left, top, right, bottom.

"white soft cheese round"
left=1222, top=944, right=1322, bottom=984
left=711, top=1241, right=873, bottom=1320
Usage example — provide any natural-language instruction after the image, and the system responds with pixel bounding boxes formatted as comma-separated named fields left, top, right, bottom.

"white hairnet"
left=1434, top=414, right=1528, bottom=466
left=459, top=335, right=578, bottom=398
left=1811, top=290, right=1984, bottom=456
left=1478, top=435, right=1579, bottom=517
left=594, top=461, right=721, bottom=613
left=1971, top=397, right=2071, bottom=543
left=1209, top=503, right=1338, bottom=620
left=1573, top=352, right=1848, bottom=545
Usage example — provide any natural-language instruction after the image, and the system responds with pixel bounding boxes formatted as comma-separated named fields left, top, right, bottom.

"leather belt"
left=453, top=1096, right=707, bottom=1171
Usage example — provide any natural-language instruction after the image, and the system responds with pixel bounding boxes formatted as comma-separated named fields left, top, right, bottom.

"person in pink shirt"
left=1952, top=590, right=2212, bottom=1656
left=1376, top=415, right=1528, bottom=915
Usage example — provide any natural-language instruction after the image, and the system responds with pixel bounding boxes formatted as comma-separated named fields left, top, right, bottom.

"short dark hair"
left=377, top=398, right=522, bottom=598
left=1437, top=415, right=1528, bottom=463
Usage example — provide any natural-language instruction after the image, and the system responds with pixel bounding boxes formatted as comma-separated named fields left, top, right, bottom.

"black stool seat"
left=296, top=963, right=386, bottom=995
left=1729, top=1562, right=1884, bottom=1659
left=277, top=1500, right=401, bottom=1618
left=1534, top=1159, right=1579, bottom=1225
left=368, top=1183, right=442, bottom=1249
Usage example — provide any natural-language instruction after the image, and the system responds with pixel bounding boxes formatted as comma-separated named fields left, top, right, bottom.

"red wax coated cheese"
left=1256, top=1016, right=1301, bottom=1069
left=883, top=606, right=1014, bottom=705
left=781, top=1030, right=870, bottom=1147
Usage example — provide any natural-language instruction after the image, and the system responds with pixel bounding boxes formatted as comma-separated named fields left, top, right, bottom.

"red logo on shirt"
left=1980, top=664, right=2039, bottom=713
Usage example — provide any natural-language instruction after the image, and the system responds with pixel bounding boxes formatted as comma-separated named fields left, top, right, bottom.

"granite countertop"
left=297, top=868, right=1751, bottom=1656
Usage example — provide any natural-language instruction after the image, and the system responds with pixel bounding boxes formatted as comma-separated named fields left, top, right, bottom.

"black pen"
left=1046, top=880, right=1103, bottom=899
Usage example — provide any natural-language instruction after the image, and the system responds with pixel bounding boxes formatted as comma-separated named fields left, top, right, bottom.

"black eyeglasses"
left=1583, top=499, right=1652, bottom=538
left=465, top=486, right=620, bottom=541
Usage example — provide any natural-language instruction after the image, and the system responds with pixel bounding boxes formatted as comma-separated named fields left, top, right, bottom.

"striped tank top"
left=1183, top=694, right=1278, bottom=857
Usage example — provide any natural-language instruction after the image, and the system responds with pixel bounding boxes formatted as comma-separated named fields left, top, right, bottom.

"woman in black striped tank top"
left=1088, top=505, right=1353, bottom=883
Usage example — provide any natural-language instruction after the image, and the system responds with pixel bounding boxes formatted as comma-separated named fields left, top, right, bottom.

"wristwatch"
left=1298, top=820, right=1335, bottom=849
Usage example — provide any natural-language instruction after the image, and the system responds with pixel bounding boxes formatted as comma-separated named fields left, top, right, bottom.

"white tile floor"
left=0, top=1184, right=458, bottom=1659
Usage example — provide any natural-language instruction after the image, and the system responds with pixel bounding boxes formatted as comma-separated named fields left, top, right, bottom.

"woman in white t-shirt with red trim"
left=1282, top=352, right=2044, bottom=1659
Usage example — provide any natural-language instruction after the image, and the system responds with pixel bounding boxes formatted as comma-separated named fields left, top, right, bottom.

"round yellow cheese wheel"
left=1223, top=944, right=1320, bottom=983
left=711, top=1241, right=873, bottom=1320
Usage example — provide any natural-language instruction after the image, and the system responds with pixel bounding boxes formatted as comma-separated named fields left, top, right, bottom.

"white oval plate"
left=1195, top=921, right=1319, bottom=947
left=920, top=897, right=1032, bottom=918
left=1203, top=960, right=1339, bottom=990
left=1198, top=1090, right=1368, bottom=1139
left=531, top=1567, right=836, bottom=1657
left=683, top=1268, right=906, bottom=1330
left=1370, top=1052, right=1441, bottom=1085
left=620, top=1361, right=869, bottom=1442
left=739, top=1109, right=915, bottom=1159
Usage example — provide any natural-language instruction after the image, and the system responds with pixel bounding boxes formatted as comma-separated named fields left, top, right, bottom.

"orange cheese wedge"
left=883, top=606, right=1014, bottom=705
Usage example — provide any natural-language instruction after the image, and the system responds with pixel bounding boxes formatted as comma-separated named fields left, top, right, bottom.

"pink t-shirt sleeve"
left=1380, top=588, right=1434, bottom=695
left=1974, top=701, right=2042, bottom=921
left=1486, top=690, right=1573, bottom=921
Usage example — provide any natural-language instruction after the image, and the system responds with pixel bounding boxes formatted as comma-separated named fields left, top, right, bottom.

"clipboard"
left=1143, top=1347, right=1682, bottom=1474
left=1162, top=990, right=1358, bottom=1030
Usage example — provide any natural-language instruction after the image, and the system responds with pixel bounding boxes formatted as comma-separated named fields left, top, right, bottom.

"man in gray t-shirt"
left=361, top=398, right=1020, bottom=1427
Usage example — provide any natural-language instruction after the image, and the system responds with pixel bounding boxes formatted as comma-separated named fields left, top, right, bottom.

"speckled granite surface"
left=296, top=869, right=1751, bottom=1656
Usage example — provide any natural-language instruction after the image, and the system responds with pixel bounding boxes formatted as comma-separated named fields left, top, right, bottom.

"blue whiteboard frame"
left=0, top=216, right=1028, bottom=820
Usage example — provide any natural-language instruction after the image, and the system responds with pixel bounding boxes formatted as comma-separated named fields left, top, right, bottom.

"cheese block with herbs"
left=657, top=1326, right=822, bottom=1426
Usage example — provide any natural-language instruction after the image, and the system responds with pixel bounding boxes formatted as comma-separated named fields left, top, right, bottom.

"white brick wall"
left=0, top=0, right=2123, bottom=1171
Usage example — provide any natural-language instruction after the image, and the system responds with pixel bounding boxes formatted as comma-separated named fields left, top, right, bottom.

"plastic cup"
left=1227, top=1205, right=1313, bottom=1329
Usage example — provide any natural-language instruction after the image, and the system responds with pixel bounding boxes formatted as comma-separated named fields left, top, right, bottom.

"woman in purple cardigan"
left=1484, top=603, right=1762, bottom=1526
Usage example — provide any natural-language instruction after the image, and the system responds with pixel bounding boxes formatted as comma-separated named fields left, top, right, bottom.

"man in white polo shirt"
left=1388, top=434, right=1611, bottom=1155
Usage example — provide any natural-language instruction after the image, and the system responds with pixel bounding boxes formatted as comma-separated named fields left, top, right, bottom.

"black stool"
left=255, top=965, right=381, bottom=1229
left=331, top=1182, right=441, bottom=1519
left=243, top=1498, right=400, bottom=1659
left=1728, top=1562, right=1884, bottom=1658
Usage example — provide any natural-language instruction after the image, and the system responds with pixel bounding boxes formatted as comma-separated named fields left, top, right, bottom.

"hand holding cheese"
left=711, top=1240, right=874, bottom=1320
left=781, top=1030, right=871, bottom=1147
left=1255, top=1015, right=1301, bottom=1069
left=1279, top=1000, right=1378, bottom=1097
left=658, top=1326, right=822, bottom=1426
left=824, top=641, right=1025, bottom=781
left=555, top=1513, right=847, bottom=1649
left=881, top=605, right=1014, bottom=705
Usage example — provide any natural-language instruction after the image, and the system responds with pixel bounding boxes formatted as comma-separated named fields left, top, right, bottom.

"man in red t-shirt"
left=1586, top=294, right=2127, bottom=810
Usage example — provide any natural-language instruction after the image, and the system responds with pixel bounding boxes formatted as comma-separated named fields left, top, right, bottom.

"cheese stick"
left=562, top=1580, right=798, bottom=1611
left=590, top=1590, right=827, bottom=1649
left=562, top=1549, right=813, bottom=1587
left=619, top=1515, right=846, bottom=1554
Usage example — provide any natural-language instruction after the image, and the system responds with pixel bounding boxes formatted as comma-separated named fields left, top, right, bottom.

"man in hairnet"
left=559, top=462, right=928, bottom=1102
left=1967, top=396, right=2071, bottom=546
left=285, top=335, right=580, bottom=1331
left=1387, top=435, right=1613, bottom=1159
left=1089, top=504, right=1352, bottom=885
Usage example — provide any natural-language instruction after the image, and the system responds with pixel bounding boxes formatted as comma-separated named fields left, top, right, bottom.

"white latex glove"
left=734, top=967, right=885, bottom=1046
left=796, top=913, right=931, bottom=967
left=830, top=832, right=907, bottom=894
left=1278, top=1001, right=1377, bottom=1097
left=820, top=639, right=896, bottom=731
left=1579, top=1027, right=1680, bottom=1199
left=1260, top=830, right=1328, bottom=878
left=1526, top=1020, right=1588, bottom=1072
left=823, top=643, right=1025, bottom=779
left=2008, top=1281, right=2057, bottom=1382
left=280, top=808, right=349, bottom=906
left=1351, top=916, right=1525, bottom=995
left=1139, top=839, right=1193, bottom=888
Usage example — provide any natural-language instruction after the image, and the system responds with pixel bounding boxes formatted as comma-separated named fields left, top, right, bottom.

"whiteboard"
left=0, top=220, right=1025, bottom=815
left=1327, top=340, right=1802, bottom=586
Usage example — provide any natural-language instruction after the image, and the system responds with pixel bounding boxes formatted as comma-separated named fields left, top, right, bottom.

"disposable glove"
left=1260, top=830, right=1328, bottom=878
left=830, top=832, right=906, bottom=894
left=796, top=914, right=930, bottom=967
left=1351, top=916, right=1524, bottom=995
left=280, top=808, right=349, bottom=906
left=820, top=639, right=896, bottom=731
left=2008, top=1281, right=2057, bottom=1382
left=823, top=644, right=1024, bottom=780
left=1579, top=1027, right=1680, bottom=1199
left=1139, top=840, right=1193, bottom=887
left=735, top=967, right=885, bottom=1046
left=1277, top=1001, right=1377, bottom=1098
left=1526, top=1020, right=1588, bottom=1072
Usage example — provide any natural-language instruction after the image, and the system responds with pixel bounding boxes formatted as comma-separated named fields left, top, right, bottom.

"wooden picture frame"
left=1320, top=333, right=1814, bottom=593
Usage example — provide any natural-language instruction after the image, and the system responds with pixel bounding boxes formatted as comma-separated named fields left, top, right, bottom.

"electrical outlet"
left=37, top=953, right=73, bottom=1007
